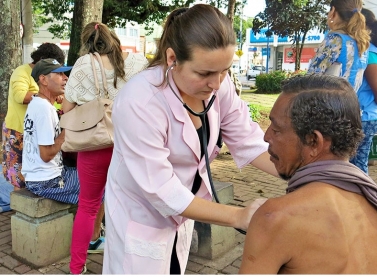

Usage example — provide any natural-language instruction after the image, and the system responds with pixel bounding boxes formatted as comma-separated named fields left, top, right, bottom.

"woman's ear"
left=166, top=48, right=176, bottom=67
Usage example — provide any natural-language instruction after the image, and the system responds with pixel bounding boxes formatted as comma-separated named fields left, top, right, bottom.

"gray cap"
left=31, top=58, right=72, bottom=83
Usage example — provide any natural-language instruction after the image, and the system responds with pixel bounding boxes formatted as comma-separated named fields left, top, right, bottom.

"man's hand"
left=56, top=95, right=64, bottom=104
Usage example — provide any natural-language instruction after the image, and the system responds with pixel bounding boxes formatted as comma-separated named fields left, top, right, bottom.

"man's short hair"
left=31, top=58, right=72, bottom=83
left=281, top=74, right=364, bottom=158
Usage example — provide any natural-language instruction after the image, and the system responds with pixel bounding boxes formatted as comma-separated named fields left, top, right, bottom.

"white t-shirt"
left=22, top=96, right=63, bottom=181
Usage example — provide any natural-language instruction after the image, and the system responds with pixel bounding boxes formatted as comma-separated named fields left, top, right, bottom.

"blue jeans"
left=350, top=120, right=377, bottom=174
left=0, top=165, right=14, bottom=212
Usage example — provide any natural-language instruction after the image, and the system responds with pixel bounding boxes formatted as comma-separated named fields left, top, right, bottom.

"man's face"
left=264, top=93, right=310, bottom=180
left=44, top=72, right=68, bottom=96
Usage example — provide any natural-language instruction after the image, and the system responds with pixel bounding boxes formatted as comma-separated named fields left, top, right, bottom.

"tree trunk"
left=67, top=0, right=104, bottom=66
left=0, top=0, right=22, bottom=124
left=21, top=0, right=33, bottom=64
left=227, top=0, right=236, bottom=24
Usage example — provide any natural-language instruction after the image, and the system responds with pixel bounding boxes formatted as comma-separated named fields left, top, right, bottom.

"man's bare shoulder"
left=247, top=181, right=377, bottom=273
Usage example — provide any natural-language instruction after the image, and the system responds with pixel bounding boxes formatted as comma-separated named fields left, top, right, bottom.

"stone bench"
left=10, top=189, right=73, bottom=268
left=190, top=181, right=236, bottom=259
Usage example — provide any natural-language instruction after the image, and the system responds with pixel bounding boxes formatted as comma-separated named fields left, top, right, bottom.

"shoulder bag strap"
left=90, top=53, right=100, bottom=97
left=93, top=52, right=109, bottom=99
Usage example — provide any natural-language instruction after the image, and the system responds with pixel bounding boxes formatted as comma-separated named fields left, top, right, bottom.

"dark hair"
left=80, top=22, right=125, bottom=88
left=148, top=4, right=235, bottom=85
left=281, top=74, right=363, bottom=158
left=330, top=0, right=370, bottom=55
left=30, top=43, right=65, bottom=65
left=361, top=8, right=377, bottom=46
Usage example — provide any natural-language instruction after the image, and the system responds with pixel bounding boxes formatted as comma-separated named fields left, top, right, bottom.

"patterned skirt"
left=2, top=122, right=25, bottom=188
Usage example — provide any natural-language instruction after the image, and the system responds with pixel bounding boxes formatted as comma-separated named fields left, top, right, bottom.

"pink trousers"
left=69, top=147, right=113, bottom=274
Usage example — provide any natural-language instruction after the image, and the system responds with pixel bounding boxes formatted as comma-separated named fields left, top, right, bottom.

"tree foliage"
left=252, top=0, right=330, bottom=70
left=234, top=16, right=253, bottom=47
left=32, top=0, right=73, bottom=39
left=31, top=0, right=198, bottom=39
left=31, top=0, right=244, bottom=64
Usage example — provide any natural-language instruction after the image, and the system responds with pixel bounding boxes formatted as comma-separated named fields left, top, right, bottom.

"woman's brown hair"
left=80, top=22, right=125, bottom=88
left=148, top=4, right=236, bottom=85
left=330, top=0, right=370, bottom=56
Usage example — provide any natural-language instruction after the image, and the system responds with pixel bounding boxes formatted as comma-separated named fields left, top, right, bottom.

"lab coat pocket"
left=123, top=220, right=171, bottom=274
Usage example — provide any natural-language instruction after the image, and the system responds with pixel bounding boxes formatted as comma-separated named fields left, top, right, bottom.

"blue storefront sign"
left=261, top=47, right=270, bottom=57
left=249, top=28, right=288, bottom=44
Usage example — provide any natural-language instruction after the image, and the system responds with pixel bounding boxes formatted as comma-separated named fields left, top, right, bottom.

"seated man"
left=22, top=58, right=105, bottom=253
left=239, top=74, right=377, bottom=274
left=22, top=58, right=78, bottom=204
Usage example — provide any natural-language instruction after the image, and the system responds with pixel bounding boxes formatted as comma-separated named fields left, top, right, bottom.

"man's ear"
left=306, top=130, right=326, bottom=157
left=166, top=48, right=177, bottom=67
left=38, top=75, right=48, bottom=86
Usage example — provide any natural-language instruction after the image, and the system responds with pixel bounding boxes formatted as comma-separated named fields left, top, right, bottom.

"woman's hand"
left=237, top=198, right=268, bottom=230
left=181, top=196, right=268, bottom=230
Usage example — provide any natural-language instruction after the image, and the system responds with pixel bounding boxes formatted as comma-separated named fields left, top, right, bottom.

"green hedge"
left=254, top=70, right=307, bottom=94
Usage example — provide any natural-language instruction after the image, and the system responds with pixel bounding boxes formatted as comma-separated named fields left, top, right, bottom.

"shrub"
left=247, top=103, right=261, bottom=122
left=285, top=69, right=307, bottom=78
left=255, top=70, right=287, bottom=94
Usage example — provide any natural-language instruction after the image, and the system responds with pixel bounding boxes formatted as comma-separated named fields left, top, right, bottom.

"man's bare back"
left=240, top=182, right=377, bottom=274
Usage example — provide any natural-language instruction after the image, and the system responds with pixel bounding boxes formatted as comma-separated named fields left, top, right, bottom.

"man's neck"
left=37, top=89, right=54, bottom=105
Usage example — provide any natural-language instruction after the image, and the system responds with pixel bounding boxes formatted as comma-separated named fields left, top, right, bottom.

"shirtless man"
left=239, top=74, right=377, bottom=274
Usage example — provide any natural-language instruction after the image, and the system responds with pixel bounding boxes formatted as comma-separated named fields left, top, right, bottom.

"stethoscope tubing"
left=166, top=63, right=246, bottom=235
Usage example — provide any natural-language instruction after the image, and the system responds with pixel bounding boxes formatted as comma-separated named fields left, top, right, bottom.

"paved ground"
left=0, top=90, right=376, bottom=274
left=0, top=156, right=377, bottom=274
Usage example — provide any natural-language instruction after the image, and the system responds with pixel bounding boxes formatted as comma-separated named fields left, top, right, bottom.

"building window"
left=129, top=28, right=138, bottom=37
left=117, top=28, right=127, bottom=36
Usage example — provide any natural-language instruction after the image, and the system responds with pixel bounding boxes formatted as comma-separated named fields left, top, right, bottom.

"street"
left=237, top=74, right=255, bottom=88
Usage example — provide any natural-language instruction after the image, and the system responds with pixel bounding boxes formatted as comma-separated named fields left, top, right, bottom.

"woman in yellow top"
left=2, top=43, right=65, bottom=189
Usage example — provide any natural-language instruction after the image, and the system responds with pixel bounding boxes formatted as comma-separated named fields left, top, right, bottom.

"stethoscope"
left=165, top=62, right=246, bottom=235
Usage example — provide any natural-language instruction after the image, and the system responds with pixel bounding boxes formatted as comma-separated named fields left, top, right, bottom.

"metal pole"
left=266, top=26, right=269, bottom=73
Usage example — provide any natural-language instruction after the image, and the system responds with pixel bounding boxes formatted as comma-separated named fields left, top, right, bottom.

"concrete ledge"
left=10, top=189, right=73, bottom=268
left=10, top=189, right=71, bottom=218
left=190, top=181, right=236, bottom=260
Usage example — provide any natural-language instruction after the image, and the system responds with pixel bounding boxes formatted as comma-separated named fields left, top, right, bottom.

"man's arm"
left=239, top=199, right=291, bottom=274
left=39, top=129, right=65, bottom=163
left=250, top=151, right=279, bottom=177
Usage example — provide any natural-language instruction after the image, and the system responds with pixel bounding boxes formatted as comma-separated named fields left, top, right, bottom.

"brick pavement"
left=0, top=155, right=377, bottom=274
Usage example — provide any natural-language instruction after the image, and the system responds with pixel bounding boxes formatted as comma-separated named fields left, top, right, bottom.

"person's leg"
left=0, top=168, right=14, bottom=212
left=2, top=123, right=25, bottom=189
left=25, top=167, right=80, bottom=204
left=91, top=202, right=105, bottom=241
left=70, top=147, right=113, bottom=274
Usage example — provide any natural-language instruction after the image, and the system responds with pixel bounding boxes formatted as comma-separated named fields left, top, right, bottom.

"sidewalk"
left=0, top=154, right=377, bottom=274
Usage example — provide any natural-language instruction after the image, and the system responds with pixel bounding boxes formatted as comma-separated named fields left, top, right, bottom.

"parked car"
left=247, top=65, right=266, bottom=80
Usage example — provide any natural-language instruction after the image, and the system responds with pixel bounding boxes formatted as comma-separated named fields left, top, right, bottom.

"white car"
left=247, top=65, right=266, bottom=80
